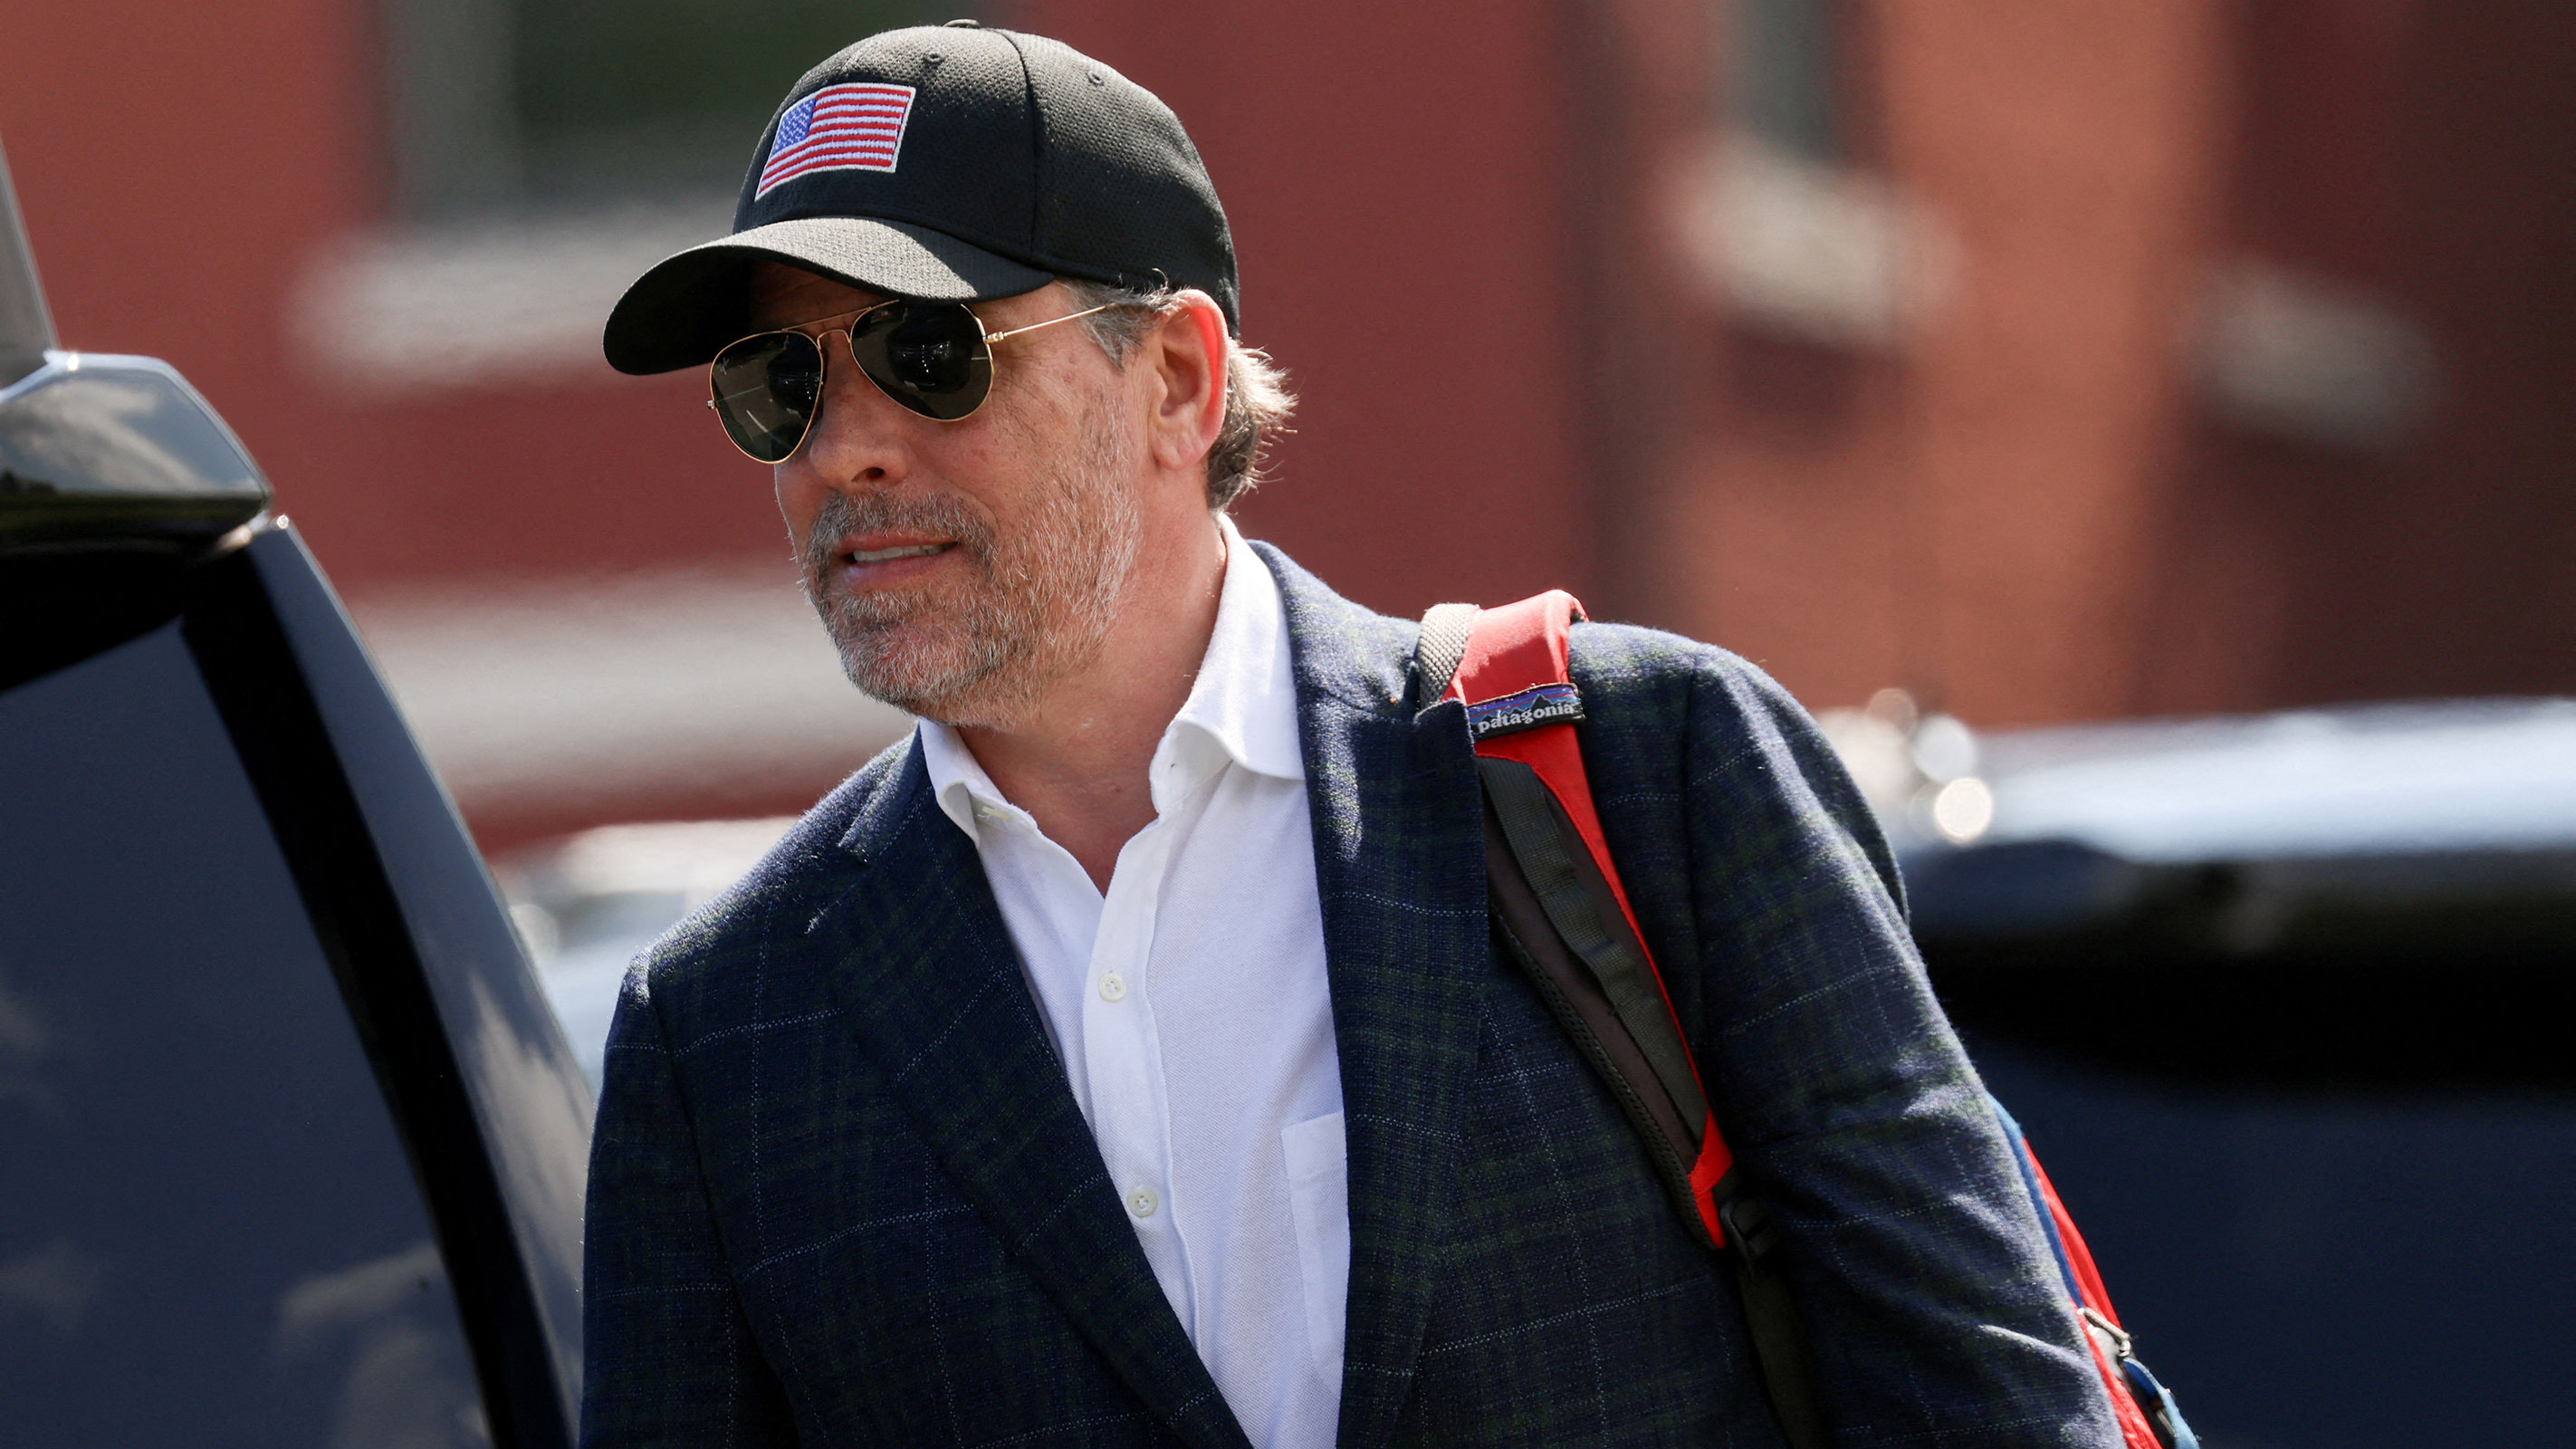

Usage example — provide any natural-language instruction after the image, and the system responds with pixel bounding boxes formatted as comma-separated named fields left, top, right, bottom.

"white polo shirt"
left=916, top=516, right=1346, bottom=1449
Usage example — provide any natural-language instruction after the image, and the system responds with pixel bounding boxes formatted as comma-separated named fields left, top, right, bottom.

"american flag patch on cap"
left=756, top=83, right=917, bottom=198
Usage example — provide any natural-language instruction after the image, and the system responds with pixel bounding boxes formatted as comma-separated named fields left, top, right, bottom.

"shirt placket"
left=1082, top=801, right=1192, bottom=1331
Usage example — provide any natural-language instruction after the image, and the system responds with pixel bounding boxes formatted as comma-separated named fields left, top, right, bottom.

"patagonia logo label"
left=1467, top=682, right=1585, bottom=740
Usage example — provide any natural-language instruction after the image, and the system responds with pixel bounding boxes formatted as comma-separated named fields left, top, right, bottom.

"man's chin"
left=830, top=629, right=1003, bottom=723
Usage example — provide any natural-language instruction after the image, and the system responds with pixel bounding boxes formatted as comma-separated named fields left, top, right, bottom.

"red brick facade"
left=8, top=0, right=2569, bottom=838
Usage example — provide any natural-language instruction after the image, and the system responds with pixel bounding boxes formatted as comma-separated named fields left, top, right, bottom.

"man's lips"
left=826, top=534, right=960, bottom=590
left=847, top=542, right=948, bottom=563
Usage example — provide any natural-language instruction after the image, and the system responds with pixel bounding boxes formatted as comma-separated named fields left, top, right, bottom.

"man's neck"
left=954, top=512, right=1230, bottom=891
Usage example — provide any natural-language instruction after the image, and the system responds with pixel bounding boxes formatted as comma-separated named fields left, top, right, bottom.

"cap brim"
left=601, top=216, right=1057, bottom=375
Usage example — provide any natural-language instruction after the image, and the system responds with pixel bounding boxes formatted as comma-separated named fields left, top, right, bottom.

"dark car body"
left=0, top=150, right=589, bottom=1447
left=1887, top=701, right=2576, bottom=1447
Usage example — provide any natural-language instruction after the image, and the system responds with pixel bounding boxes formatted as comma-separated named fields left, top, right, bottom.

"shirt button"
left=1128, top=1186, right=1158, bottom=1218
left=1098, top=972, right=1128, bottom=1002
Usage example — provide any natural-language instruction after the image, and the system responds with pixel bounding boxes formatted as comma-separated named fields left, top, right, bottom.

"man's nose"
left=797, top=341, right=913, bottom=487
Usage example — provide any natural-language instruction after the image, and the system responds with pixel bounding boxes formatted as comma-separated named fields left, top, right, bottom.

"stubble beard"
left=800, top=408, right=1144, bottom=730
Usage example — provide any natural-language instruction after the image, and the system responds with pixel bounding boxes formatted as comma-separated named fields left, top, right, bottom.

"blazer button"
left=1128, top=1186, right=1158, bottom=1218
left=1099, top=972, right=1128, bottom=1002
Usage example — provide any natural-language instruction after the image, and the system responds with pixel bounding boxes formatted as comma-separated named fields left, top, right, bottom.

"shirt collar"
left=1169, top=513, right=1304, bottom=785
left=918, top=513, right=1304, bottom=840
left=918, top=708, right=1005, bottom=838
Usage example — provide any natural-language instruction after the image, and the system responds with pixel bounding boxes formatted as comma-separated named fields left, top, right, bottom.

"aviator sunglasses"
left=706, top=298, right=1113, bottom=463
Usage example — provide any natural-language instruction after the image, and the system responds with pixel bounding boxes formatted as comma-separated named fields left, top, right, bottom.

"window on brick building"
left=297, top=1, right=987, bottom=390
left=1727, top=0, right=1843, bottom=162
left=1673, top=0, right=1943, bottom=350
left=384, top=0, right=974, bottom=216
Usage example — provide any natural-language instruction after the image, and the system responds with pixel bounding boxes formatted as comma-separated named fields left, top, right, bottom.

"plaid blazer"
left=581, top=543, right=2120, bottom=1449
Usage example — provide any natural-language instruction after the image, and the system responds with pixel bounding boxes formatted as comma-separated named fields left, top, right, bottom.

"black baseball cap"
left=603, top=23, right=1239, bottom=375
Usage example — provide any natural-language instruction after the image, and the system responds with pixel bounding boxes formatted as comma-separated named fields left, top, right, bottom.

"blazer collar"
left=1257, top=543, right=1489, bottom=1449
left=819, top=747, right=1252, bottom=1449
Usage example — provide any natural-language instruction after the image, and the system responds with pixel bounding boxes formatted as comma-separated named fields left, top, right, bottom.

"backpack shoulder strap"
left=1413, top=601, right=1479, bottom=703
left=1423, top=593, right=1826, bottom=1449
left=1426, top=592, right=1732, bottom=1236
left=1994, top=1104, right=2199, bottom=1449
left=1422, top=600, right=2184, bottom=1449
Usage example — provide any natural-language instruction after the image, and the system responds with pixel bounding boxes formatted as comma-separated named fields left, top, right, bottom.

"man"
left=585, top=22, right=2121, bottom=1449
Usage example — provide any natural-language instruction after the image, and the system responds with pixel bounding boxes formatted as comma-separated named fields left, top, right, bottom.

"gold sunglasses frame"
left=704, top=298, right=1116, bottom=463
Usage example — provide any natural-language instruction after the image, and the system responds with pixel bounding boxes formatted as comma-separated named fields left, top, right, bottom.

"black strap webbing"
left=1482, top=789, right=1705, bottom=1232
left=1719, top=1194, right=1829, bottom=1449
left=1479, top=756, right=1710, bottom=1137
left=1424, top=609, right=1832, bottom=1449
left=1480, top=763, right=1830, bottom=1449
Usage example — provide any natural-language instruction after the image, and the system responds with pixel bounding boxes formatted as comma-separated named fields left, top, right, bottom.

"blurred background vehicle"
left=502, top=816, right=798, bottom=1089
left=0, top=156, right=589, bottom=1449
left=1843, top=692, right=2576, bottom=1446
left=7, top=1, right=2573, bottom=1445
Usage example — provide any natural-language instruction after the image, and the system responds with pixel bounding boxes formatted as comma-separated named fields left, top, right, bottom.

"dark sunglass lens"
left=709, top=331, right=824, bottom=462
left=851, top=304, right=992, bottom=420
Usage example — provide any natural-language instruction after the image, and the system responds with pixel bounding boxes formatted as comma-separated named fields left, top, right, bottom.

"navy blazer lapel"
left=1259, top=545, right=1490, bottom=1449
left=812, top=744, right=1249, bottom=1449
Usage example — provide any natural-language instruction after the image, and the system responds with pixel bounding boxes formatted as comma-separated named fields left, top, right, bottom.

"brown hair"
left=1061, top=280, right=1295, bottom=511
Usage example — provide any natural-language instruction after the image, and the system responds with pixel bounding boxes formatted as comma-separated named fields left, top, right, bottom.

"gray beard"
left=800, top=420, right=1143, bottom=729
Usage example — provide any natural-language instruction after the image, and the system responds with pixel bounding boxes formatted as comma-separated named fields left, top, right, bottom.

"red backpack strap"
left=1432, top=592, right=1827, bottom=1449
left=1432, top=599, right=2186, bottom=1449
left=1441, top=591, right=1737, bottom=1238
left=1993, top=1102, right=2196, bottom=1449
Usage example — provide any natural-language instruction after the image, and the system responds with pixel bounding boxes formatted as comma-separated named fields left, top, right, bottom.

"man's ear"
left=1143, top=291, right=1229, bottom=475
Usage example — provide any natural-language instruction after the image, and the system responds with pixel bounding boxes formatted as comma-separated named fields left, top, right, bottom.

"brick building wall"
left=1582, top=0, right=2576, bottom=724
left=5, top=0, right=2569, bottom=842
